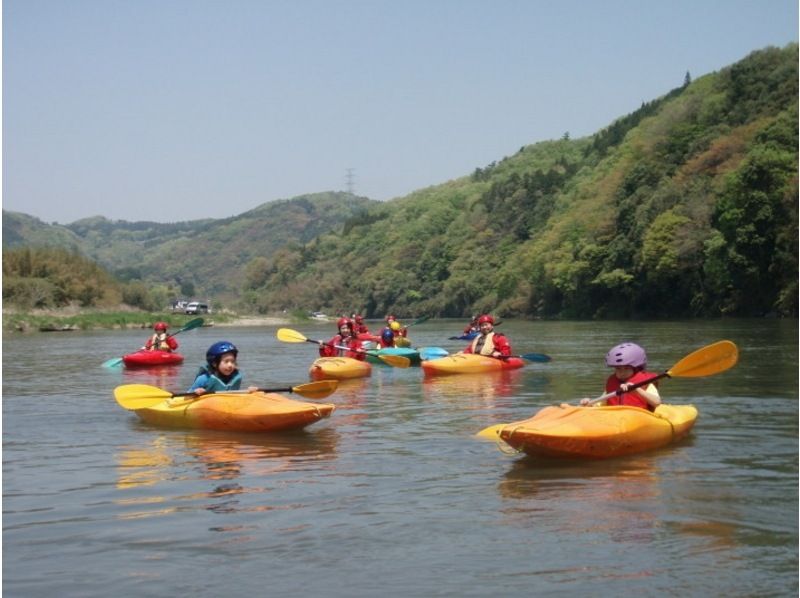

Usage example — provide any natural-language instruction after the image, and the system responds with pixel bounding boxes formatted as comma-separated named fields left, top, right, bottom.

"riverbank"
left=2, top=307, right=294, bottom=333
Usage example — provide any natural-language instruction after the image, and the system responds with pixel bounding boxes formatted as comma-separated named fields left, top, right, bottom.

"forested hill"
left=4, top=45, right=797, bottom=318
left=240, top=44, right=798, bottom=318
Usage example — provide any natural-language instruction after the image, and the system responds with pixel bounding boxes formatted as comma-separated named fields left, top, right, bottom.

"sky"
left=2, top=0, right=797, bottom=224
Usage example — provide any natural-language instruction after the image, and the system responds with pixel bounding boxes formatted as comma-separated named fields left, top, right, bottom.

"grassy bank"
left=2, top=310, right=235, bottom=333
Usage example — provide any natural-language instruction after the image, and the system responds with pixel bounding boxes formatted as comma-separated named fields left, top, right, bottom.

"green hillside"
left=4, top=45, right=797, bottom=319
left=241, top=45, right=798, bottom=318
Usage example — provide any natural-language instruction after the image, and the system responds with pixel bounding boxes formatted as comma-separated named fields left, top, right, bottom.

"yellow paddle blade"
left=378, top=354, right=411, bottom=368
left=476, top=423, right=506, bottom=440
left=277, top=328, right=309, bottom=343
left=291, top=380, right=338, bottom=399
left=114, top=384, right=174, bottom=410
left=668, top=340, right=739, bottom=378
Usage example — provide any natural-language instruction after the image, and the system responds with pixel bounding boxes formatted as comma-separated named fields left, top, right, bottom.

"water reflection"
left=421, top=370, right=523, bottom=408
left=498, top=457, right=663, bottom=545
left=121, top=365, right=183, bottom=389
left=114, top=428, right=340, bottom=521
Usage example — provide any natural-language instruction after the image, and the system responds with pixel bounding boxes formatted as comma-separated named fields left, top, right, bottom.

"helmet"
left=154, top=321, right=168, bottom=331
left=605, top=342, right=647, bottom=369
left=381, top=329, right=394, bottom=343
left=385, top=314, right=396, bottom=322
left=336, top=317, right=353, bottom=330
left=354, top=315, right=364, bottom=324
left=390, top=321, right=401, bottom=331
left=206, top=341, right=238, bottom=366
left=477, top=314, right=494, bottom=325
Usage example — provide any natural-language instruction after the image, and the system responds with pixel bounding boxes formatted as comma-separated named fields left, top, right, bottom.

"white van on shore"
left=185, top=302, right=210, bottom=315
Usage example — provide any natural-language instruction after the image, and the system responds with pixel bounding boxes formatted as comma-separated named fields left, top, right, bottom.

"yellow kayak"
left=133, top=391, right=335, bottom=433
left=497, top=404, right=698, bottom=459
left=309, top=357, right=372, bottom=380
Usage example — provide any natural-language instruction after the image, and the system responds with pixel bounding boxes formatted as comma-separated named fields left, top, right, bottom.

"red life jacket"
left=605, top=370, right=657, bottom=411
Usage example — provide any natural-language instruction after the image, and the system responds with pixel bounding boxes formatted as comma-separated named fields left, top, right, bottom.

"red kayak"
left=122, top=350, right=184, bottom=368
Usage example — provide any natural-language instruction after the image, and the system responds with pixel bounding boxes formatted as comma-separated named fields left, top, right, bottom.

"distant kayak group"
left=108, top=314, right=739, bottom=461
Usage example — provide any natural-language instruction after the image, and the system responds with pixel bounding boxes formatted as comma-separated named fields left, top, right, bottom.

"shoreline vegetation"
left=2, top=306, right=295, bottom=333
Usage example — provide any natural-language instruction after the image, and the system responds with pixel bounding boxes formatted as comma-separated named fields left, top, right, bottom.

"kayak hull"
left=366, top=347, right=421, bottom=366
left=499, top=404, right=698, bottom=459
left=309, top=357, right=372, bottom=380
left=421, top=353, right=525, bottom=376
left=133, top=392, right=335, bottom=432
left=123, top=350, right=184, bottom=368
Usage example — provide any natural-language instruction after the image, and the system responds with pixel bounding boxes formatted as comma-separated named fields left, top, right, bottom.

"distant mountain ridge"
left=3, top=192, right=376, bottom=300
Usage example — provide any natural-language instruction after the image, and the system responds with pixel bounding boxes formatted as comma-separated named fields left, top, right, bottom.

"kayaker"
left=318, top=318, right=366, bottom=360
left=143, top=321, right=178, bottom=352
left=463, top=315, right=480, bottom=335
left=462, top=314, right=511, bottom=358
left=377, top=327, right=395, bottom=348
left=352, top=314, right=371, bottom=336
left=188, top=341, right=257, bottom=396
left=385, top=315, right=408, bottom=338
left=581, top=342, right=661, bottom=411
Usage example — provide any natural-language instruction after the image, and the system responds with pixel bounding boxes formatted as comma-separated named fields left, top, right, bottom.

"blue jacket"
left=188, top=366, right=243, bottom=393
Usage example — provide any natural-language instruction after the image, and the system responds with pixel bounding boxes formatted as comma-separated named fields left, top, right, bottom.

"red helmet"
left=385, top=314, right=396, bottom=322
left=354, top=315, right=364, bottom=323
left=477, top=314, right=494, bottom=325
left=154, top=321, right=168, bottom=331
left=337, top=317, right=353, bottom=330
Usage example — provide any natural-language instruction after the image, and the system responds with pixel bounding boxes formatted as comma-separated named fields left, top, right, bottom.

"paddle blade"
left=114, top=384, right=174, bottom=410
left=379, top=354, right=411, bottom=368
left=290, top=380, right=339, bottom=399
left=277, top=328, right=309, bottom=343
left=476, top=423, right=506, bottom=440
left=668, top=340, right=739, bottom=378
left=178, top=317, right=205, bottom=333
left=102, top=357, right=123, bottom=368
left=520, top=352, right=552, bottom=363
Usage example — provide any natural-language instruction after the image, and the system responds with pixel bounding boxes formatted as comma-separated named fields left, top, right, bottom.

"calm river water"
left=3, top=319, right=798, bottom=596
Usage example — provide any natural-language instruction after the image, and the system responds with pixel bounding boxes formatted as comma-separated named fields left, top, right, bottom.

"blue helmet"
left=206, top=341, right=238, bottom=366
left=381, top=329, right=394, bottom=343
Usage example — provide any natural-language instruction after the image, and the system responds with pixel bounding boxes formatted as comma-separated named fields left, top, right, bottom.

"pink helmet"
left=606, top=343, right=647, bottom=369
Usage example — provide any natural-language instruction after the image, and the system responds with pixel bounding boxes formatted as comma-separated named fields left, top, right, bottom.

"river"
left=3, top=319, right=797, bottom=596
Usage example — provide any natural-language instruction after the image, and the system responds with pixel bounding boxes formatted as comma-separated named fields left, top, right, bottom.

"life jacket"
left=605, top=370, right=657, bottom=411
left=150, top=333, right=172, bottom=351
left=470, top=332, right=498, bottom=356
left=192, top=366, right=243, bottom=392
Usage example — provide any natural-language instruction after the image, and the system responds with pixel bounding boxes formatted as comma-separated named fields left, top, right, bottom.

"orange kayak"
left=133, top=391, right=335, bottom=433
left=498, top=404, right=698, bottom=459
left=421, top=353, right=525, bottom=376
left=309, top=357, right=372, bottom=380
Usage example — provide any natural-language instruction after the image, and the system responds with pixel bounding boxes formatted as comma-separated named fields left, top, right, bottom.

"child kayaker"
left=188, top=341, right=257, bottom=395
left=319, top=318, right=366, bottom=360
left=462, top=314, right=511, bottom=358
left=144, top=321, right=178, bottom=352
left=581, top=342, right=661, bottom=411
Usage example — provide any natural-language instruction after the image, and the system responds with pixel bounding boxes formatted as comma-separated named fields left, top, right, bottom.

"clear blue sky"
left=3, top=0, right=797, bottom=224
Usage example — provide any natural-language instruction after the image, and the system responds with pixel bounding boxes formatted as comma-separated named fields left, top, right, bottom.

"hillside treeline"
left=240, top=45, right=797, bottom=318
left=2, top=247, right=168, bottom=311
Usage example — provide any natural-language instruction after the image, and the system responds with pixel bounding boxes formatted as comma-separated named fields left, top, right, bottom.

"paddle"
left=406, top=315, right=431, bottom=327
left=114, top=380, right=339, bottom=411
left=476, top=340, right=739, bottom=439
left=276, top=328, right=411, bottom=368
left=448, top=321, right=503, bottom=340
left=102, top=317, right=205, bottom=368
